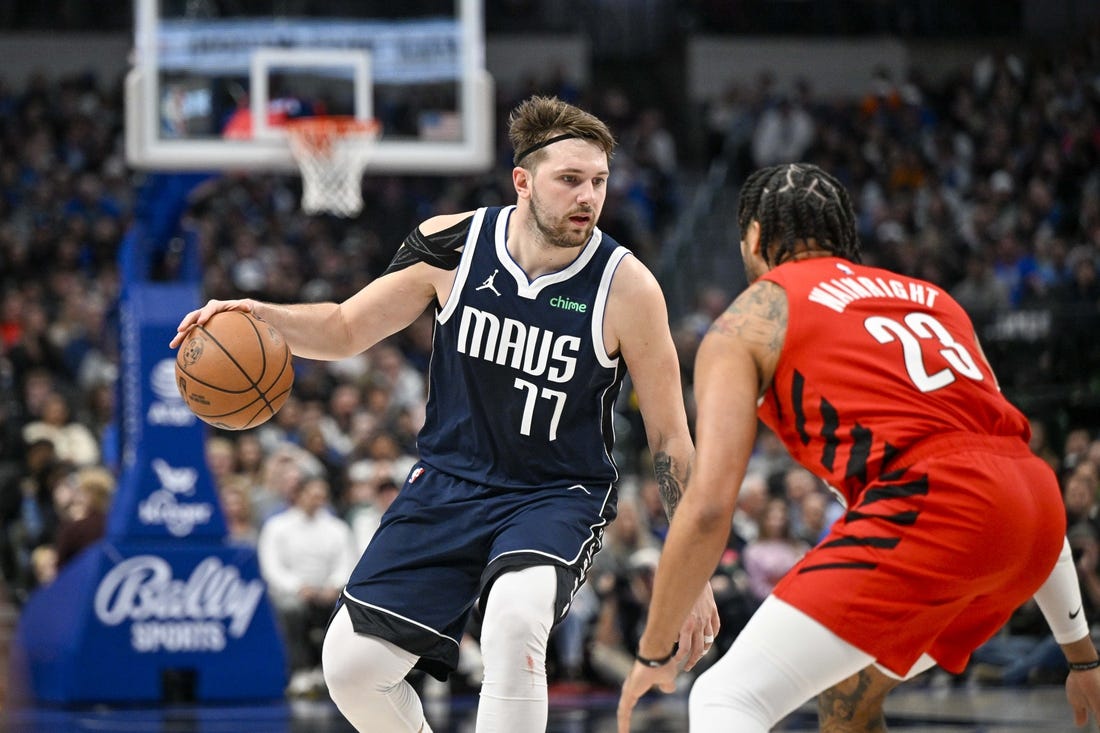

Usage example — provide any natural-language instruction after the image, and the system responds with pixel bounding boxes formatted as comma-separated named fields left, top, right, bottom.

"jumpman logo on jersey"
left=476, top=269, right=502, bottom=296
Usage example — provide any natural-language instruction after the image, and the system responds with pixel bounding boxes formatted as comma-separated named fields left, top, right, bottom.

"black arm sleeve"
left=383, top=216, right=473, bottom=275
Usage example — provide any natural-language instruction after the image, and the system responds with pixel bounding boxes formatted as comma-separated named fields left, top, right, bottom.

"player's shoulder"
left=385, top=211, right=478, bottom=276
left=418, top=211, right=478, bottom=237
left=605, top=252, right=668, bottom=320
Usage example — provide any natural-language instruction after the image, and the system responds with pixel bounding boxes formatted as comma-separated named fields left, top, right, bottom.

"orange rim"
left=285, top=116, right=381, bottom=155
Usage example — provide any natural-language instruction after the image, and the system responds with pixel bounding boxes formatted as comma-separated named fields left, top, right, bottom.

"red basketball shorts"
left=773, top=433, right=1066, bottom=675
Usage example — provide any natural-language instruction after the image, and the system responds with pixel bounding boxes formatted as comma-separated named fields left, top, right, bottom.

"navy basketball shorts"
left=337, top=462, right=617, bottom=679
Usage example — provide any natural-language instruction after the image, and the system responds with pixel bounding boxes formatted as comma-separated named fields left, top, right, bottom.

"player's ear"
left=513, top=166, right=532, bottom=200
left=745, top=220, right=763, bottom=257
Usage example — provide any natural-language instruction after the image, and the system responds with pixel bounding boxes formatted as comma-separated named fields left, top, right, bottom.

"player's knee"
left=480, top=568, right=556, bottom=663
left=483, top=571, right=554, bottom=631
left=322, top=611, right=416, bottom=702
left=321, top=625, right=373, bottom=707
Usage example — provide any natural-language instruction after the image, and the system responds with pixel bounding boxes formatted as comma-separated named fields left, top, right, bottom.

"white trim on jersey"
left=437, top=207, right=487, bottom=324
left=493, top=205, right=606, bottom=300
left=592, top=246, right=630, bottom=369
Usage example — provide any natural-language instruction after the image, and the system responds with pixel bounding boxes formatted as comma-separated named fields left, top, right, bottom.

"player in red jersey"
left=618, top=163, right=1100, bottom=731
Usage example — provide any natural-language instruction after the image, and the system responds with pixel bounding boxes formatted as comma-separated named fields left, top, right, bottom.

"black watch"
left=635, top=641, right=679, bottom=667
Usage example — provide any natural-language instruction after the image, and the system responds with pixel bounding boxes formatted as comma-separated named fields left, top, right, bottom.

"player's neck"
left=778, top=247, right=836, bottom=265
left=507, top=210, right=588, bottom=279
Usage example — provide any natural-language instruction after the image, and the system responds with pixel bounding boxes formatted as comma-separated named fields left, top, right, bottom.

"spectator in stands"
left=745, top=425, right=794, bottom=484
left=1085, top=440, right=1100, bottom=479
left=751, top=93, right=815, bottom=168
left=21, top=389, right=99, bottom=467
left=1065, top=465, right=1100, bottom=532
left=730, top=471, right=769, bottom=550
left=1028, top=416, right=1062, bottom=474
left=951, top=252, right=1011, bottom=326
left=0, top=438, right=63, bottom=603
left=318, top=382, right=361, bottom=459
left=219, top=476, right=258, bottom=547
left=251, top=442, right=320, bottom=525
left=7, top=302, right=72, bottom=390
left=635, top=475, right=671, bottom=543
left=299, top=423, right=346, bottom=500
left=741, top=497, right=810, bottom=605
left=587, top=496, right=660, bottom=685
left=623, top=107, right=680, bottom=234
left=255, top=395, right=307, bottom=453
left=344, top=459, right=401, bottom=554
left=204, top=436, right=237, bottom=489
left=780, top=467, right=821, bottom=539
left=797, top=490, right=834, bottom=547
left=258, top=475, right=357, bottom=697
left=28, top=543, right=58, bottom=590
left=54, top=464, right=113, bottom=567
left=1063, top=428, right=1095, bottom=475
left=590, top=545, right=663, bottom=687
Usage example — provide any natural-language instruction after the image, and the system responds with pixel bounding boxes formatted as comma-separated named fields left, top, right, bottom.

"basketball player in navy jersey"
left=617, top=163, right=1100, bottom=731
left=172, top=95, right=719, bottom=732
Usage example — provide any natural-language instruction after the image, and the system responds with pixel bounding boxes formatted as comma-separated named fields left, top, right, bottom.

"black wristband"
left=1069, top=659, right=1100, bottom=671
left=635, top=641, right=679, bottom=668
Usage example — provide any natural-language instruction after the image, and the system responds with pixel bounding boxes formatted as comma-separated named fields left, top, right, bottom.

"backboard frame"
left=125, top=0, right=493, bottom=174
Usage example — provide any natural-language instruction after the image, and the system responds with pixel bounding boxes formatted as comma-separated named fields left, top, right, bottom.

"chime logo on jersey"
left=456, top=305, right=580, bottom=383
left=550, top=296, right=588, bottom=313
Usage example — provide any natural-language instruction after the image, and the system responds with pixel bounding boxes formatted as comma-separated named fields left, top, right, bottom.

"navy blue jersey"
left=417, top=206, right=629, bottom=490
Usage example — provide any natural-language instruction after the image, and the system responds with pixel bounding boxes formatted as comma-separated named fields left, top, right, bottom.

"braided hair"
left=736, top=163, right=861, bottom=265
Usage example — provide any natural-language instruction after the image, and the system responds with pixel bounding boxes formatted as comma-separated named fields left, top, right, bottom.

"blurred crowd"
left=2, top=32, right=1100, bottom=699
left=691, top=40, right=1100, bottom=400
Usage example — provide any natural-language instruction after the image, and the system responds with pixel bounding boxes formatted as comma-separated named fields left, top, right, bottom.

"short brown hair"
left=76, top=466, right=116, bottom=513
left=508, top=95, right=616, bottom=168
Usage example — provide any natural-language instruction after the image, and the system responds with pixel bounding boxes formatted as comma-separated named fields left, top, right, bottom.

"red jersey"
left=757, top=257, right=1030, bottom=507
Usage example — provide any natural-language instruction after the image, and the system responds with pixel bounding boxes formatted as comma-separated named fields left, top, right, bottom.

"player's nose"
left=575, top=182, right=597, bottom=206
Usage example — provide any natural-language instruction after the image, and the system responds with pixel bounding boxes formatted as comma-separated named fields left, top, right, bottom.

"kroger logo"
left=147, top=358, right=195, bottom=426
left=138, top=458, right=213, bottom=537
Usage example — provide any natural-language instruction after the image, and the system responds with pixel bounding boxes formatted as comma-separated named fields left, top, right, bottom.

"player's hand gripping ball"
left=174, top=311, right=294, bottom=430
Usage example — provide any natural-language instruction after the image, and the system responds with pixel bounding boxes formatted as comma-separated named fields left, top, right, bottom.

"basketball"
left=174, top=310, right=295, bottom=430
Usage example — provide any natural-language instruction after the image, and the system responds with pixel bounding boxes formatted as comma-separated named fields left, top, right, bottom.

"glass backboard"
left=125, top=0, right=493, bottom=174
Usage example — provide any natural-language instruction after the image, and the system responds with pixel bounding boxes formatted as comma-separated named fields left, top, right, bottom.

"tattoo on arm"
left=706, top=280, right=787, bottom=391
left=653, top=451, right=684, bottom=519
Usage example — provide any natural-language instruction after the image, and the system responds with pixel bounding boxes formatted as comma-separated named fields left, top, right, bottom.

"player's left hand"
left=678, top=581, right=720, bottom=672
left=1066, top=667, right=1100, bottom=727
left=617, top=658, right=680, bottom=733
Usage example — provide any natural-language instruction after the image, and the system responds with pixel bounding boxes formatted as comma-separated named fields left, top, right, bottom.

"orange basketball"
left=174, top=310, right=294, bottom=431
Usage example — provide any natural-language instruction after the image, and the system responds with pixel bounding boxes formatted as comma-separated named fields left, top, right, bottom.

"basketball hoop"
left=285, top=116, right=381, bottom=217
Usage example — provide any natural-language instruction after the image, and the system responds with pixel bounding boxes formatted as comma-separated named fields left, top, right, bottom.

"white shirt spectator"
left=22, top=391, right=100, bottom=467
left=751, top=98, right=816, bottom=168
left=258, top=478, right=357, bottom=611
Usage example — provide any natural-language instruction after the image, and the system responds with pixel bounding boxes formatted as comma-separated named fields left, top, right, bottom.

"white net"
left=286, top=117, right=381, bottom=217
